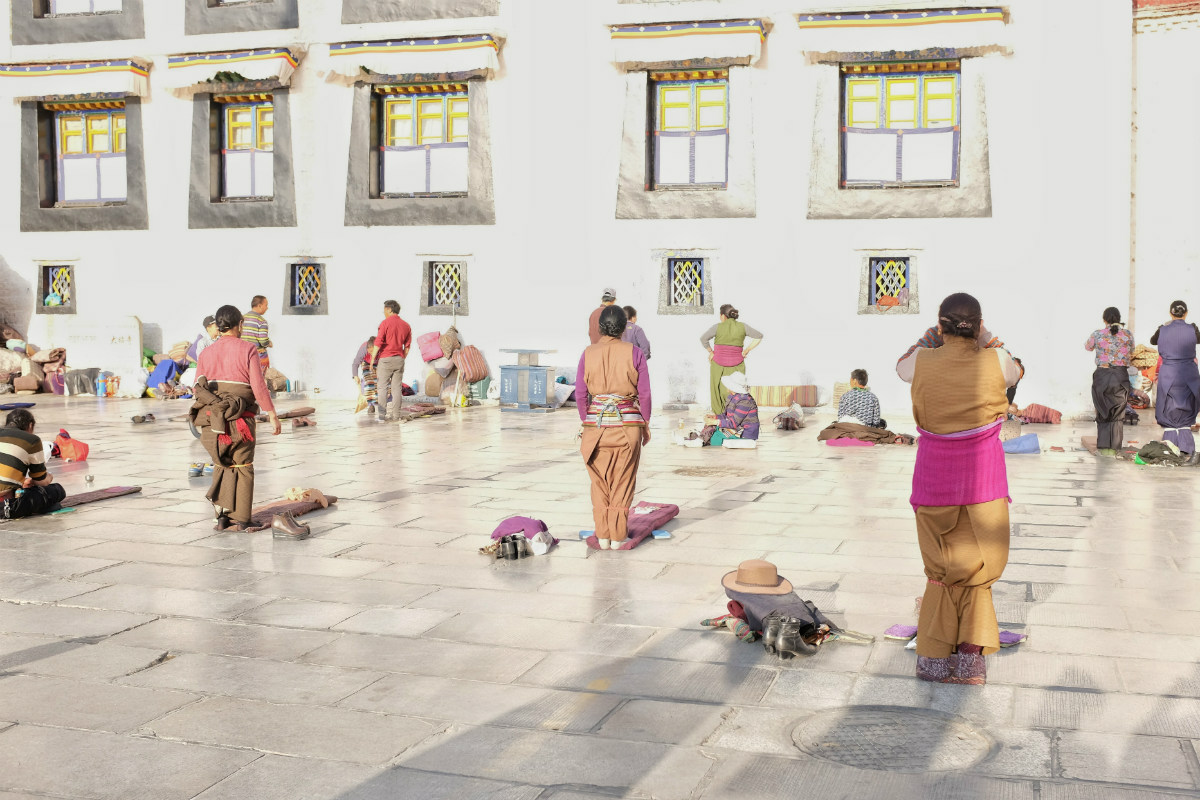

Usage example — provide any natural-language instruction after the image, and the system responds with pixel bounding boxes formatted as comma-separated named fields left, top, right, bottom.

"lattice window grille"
left=669, top=258, right=704, bottom=306
left=870, top=257, right=909, bottom=305
left=44, top=266, right=73, bottom=307
left=292, top=264, right=322, bottom=307
left=431, top=262, right=463, bottom=307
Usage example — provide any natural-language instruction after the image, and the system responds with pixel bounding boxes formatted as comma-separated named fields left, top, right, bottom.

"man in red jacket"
left=370, top=299, right=412, bottom=421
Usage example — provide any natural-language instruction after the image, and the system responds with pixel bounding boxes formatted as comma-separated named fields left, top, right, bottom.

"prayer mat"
left=585, top=501, right=679, bottom=551
left=242, top=494, right=339, bottom=532
left=0, top=485, right=141, bottom=524
left=0, top=402, right=36, bottom=410
left=257, top=407, right=316, bottom=421
left=396, top=403, right=446, bottom=423
left=825, top=438, right=874, bottom=447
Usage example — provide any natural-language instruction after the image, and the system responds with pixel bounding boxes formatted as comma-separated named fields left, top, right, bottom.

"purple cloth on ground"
left=884, top=624, right=918, bottom=638
left=998, top=631, right=1026, bottom=645
left=826, top=438, right=873, bottom=447
left=910, top=420, right=1009, bottom=510
left=491, top=515, right=557, bottom=545
left=585, top=501, right=679, bottom=550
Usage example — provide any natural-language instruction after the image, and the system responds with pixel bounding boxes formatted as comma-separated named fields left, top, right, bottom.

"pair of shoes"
left=597, top=538, right=611, bottom=550
left=499, top=535, right=530, bottom=560
left=203, top=463, right=214, bottom=475
left=272, top=512, right=311, bottom=540
left=761, top=612, right=820, bottom=658
left=762, top=613, right=783, bottom=655
left=131, top=413, right=156, bottom=423
left=188, top=463, right=205, bottom=478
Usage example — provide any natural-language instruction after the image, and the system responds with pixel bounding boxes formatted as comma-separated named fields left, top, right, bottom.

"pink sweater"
left=196, top=336, right=275, bottom=413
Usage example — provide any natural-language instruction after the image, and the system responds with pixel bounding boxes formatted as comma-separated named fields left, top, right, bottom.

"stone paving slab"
left=0, top=633, right=166, bottom=680
left=144, top=695, right=442, bottom=764
left=189, top=756, right=381, bottom=800
left=301, top=633, right=548, bottom=683
left=107, top=617, right=339, bottom=660
left=119, top=652, right=384, bottom=706
left=0, top=674, right=196, bottom=733
left=0, top=724, right=257, bottom=800
left=62, top=584, right=273, bottom=621
left=0, top=602, right=154, bottom=638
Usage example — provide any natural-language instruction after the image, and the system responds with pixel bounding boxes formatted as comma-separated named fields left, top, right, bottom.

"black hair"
left=4, top=409, right=35, bottom=431
left=623, top=305, right=637, bottom=320
left=366, top=336, right=376, bottom=346
left=1103, top=306, right=1122, bottom=335
left=850, top=369, right=868, bottom=385
left=598, top=304, right=628, bottom=338
left=938, top=293, right=983, bottom=340
left=214, top=304, right=243, bottom=333
left=383, top=299, right=400, bottom=314
left=1170, top=300, right=1188, bottom=319
left=720, top=303, right=739, bottom=321
left=250, top=295, right=267, bottom=309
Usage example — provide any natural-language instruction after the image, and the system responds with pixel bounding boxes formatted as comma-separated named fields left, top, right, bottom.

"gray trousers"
left=376, top=356, right=406, bottom=419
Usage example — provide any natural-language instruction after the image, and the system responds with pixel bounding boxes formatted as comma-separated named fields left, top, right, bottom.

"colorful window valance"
left=0, top=60, right=149, bottom=101
left=326, top=36, right=500, bottom=81
left=610, top=20, right=767, bottom=68
left=162, top=48, right=300, bottom=97
left=796, top=8, right=1008, bottom=56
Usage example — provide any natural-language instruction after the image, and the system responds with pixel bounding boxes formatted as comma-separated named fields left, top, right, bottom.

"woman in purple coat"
left=1150, top=300, right=1200, bottom=456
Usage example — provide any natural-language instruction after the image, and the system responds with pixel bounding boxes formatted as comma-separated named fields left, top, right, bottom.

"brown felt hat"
left=721, top=559, right=793, bottom=595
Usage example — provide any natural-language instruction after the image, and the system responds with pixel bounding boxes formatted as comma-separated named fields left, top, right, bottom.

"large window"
left=51, top=104, right=126, bottom=204
left=378, top=86, right=469, bottom=197
left=219, top=95, right=273, bottom=199
left=842, top=62, right=960, bottom=188
left=651, top=71, right=728, bottom=189
left=47, top=0, right=122, bottom=15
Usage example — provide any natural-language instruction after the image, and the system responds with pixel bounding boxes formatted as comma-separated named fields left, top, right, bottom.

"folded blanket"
left=1018, top=403, right=1061, bottom=424
left=817, top=421, right=897, bottom=444
left=586, top=501, right=679, bottom=550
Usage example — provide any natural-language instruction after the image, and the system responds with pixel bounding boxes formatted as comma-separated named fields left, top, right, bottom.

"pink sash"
left=713, top=345, right=743, bottom=367
left=910, top=420, right=1009, bottom=509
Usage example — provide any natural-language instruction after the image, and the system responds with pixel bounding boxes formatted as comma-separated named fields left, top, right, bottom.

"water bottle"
left=95, top=375, right=107, bottom=396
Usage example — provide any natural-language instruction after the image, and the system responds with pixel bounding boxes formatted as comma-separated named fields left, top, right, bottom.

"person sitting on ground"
left=185, top=315, right=219, bottom=367
left=837, top=368, right=886, bottom=429
left=1007, top=402, right=1062, bottom=425
left=705, top=371, right=760, bottom=441
left=0, top=409, right=66, bottom=520
left=620, top=305, right=651, bottom=360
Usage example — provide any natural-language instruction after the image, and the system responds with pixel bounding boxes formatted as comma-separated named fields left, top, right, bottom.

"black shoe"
left=761, top=612, right=783, bottom=655
left=214, top=515, right=232, bottom=532
left=271, top=512, right=311, bottom=540
left=776, top=618, right=820, bottom=658
left=500, top=536, right=518, bottom=560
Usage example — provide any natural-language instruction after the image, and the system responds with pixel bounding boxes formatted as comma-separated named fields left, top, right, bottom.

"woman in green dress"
left=700, top=304, right=763, bottom=415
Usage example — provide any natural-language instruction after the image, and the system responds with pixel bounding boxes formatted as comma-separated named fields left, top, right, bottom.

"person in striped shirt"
left=241, top=295, right=271, bottom=373
left=1, top=409, right=66, bottom=519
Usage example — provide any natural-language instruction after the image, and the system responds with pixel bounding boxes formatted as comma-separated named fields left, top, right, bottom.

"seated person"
left=705, top=371, right=760, bottom=440
left=0, top=409, right=66, bottom=519
left=837, top=369, right=886, bottom=428
left=1008, top=402, right=1062, bottom=424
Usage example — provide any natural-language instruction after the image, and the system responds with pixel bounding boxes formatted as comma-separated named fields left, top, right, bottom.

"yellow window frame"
left=884, top=78, right=918, bottom=128
left=696, top=84, right=727, bottom=130
left=922, top=75, right=957, bottom=128
left=447, top=96, right=468, bottom=143
left=58, top=114, right=85, bottom=155
left=846, top=78, right=881, bottom=128
left=225, top=105, right=254, bottom=150
left=384, top=97, right=413, bottom=147
left=658, top=85, right=693, bottom=132
left=113, top=113, right=126, bottom=153
left=416, top=97, right=446, bottom=145
left=86, top=113, right=110, bottom=154
left=255, top=104, right=274, bottom=151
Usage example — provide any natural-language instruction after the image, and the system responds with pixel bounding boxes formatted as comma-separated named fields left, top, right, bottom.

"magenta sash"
left=713, top=345, right=743, bottom=367
left=910, top=419, right=1009, bottom=509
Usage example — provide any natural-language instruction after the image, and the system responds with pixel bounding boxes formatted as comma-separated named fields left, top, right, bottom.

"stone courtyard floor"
left=1, top=395, right=1198, bottom=799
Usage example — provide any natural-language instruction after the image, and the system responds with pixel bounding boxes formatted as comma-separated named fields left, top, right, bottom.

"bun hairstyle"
left=1170, top=300, right=1188, bottom=319
left=598, top=304, right=628, bottom=338
left=1102, top=306, right=1122, bottom=335
left=937, top=292, right=983, bottom=340
left=720, top=303, right=740, bottom=321
left=214, top=304, right=243, bottom=334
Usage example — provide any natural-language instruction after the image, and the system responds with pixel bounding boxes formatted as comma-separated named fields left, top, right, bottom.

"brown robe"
left=580, top=338, right=644, bottom=542
left=911, top=337, right=1011, bottom=657
left=191, top=379, right=259, bottom=525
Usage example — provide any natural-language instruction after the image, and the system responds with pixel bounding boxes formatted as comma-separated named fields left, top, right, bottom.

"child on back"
left=838, top=369, right=886, bottom=429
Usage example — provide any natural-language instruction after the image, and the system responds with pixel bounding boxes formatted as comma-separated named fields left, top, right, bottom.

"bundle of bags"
left=415, top=325, right=489, bottom=404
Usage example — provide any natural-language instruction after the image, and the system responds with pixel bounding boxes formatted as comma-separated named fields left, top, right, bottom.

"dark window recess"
left=868, top=257, right=910, bottom=306
left=667, top=257, right=705, bottom=307
left=37, top=264, right=76, bottom=314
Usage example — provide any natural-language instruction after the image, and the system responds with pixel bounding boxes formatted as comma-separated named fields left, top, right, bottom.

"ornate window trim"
left=36, top=262, right=77, bottom=315
left=656, top=249, right=716, bottom=315
left=282, top=261, right=326, bottom=316
left=857, top=251, right=920, bottom=315
left=419, top=257, right=470, bottom=316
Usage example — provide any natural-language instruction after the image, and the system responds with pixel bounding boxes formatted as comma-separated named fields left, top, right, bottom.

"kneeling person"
left=838, top=368, right=886, bottom=429
left=1, top=409, right=66, bottom=519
